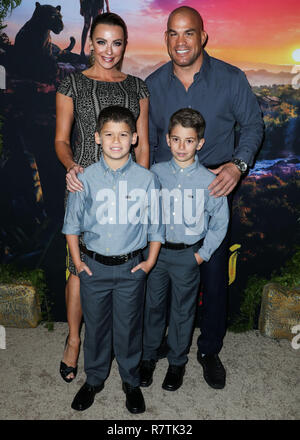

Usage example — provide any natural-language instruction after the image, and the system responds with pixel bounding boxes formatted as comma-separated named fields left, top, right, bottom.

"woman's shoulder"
left=57, top=71, right=84, bottom=94
left=126, top=74, right=146, bottom=85
left=125, top=75, right=149, bottom=97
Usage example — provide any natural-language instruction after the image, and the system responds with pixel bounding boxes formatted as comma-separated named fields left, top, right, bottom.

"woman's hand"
left=66, top=164, right=84, bottom=192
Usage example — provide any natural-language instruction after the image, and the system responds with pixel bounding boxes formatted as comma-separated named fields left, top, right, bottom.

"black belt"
left=162, top=239, right=203, bottom=250
left=80, top=245, right=142, bottom=266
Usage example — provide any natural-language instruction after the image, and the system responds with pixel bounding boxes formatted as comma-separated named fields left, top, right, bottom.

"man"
left=140, top=6, right=263, bottom=390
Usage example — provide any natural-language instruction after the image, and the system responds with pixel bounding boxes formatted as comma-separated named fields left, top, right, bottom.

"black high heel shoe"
left=60, top=335, right=79, bottom=383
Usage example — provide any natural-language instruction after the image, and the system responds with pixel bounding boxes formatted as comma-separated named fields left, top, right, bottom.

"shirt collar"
left=99, top=154, right=133, bottom=176
left=194, top=50, right=211, bottom=84
left=170, top=154, right=199, bottom=174
left=168, top=50, right=211, bottom=85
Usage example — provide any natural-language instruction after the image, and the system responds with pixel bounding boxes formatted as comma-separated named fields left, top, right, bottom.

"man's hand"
left=194, top=253, right=204, bottom=265
left=208, top=162, right=242, bottom=197
left=76, top=262, right=92, bottom=276
left=66, top=164, right=84, bottom=193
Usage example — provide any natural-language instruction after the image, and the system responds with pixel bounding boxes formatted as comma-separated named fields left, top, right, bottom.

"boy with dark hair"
left=140, top=108, right=229, bottom=391
left=62, top=105, right=164, bottom=414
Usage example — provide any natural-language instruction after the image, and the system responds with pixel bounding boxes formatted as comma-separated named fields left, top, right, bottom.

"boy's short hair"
left=168, top=108, right=206, bottom=140
left=96, top=105, right=136, bottom=134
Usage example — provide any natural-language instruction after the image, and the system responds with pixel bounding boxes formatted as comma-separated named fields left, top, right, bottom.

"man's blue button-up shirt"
left=151, top=156, right=229, bottom=262
left=62, top=156, right=165, bottom=255
left=146, top=50, right=264, bottom=166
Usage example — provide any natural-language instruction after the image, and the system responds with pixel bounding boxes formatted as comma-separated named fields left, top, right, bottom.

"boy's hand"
left=76, top=262, right=92, bottom=276
left=131, top=260, right=152, bottom=274
left=194, top=253, right=204, bottom=265
left=66, top=164, right=84, bottom=193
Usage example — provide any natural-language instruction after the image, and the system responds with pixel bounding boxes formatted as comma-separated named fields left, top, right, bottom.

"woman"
left=55, top=12, right=150, bottom=382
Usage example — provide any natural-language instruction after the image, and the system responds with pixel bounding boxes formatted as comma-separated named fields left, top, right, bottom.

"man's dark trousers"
left=79, top=254, right=146, bottom=387
left=143, top=244, right=200, bottom=366
left=197, top=194, right=233, bottom=355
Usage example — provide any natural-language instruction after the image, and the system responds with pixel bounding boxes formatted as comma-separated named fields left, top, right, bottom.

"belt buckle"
left=124, top=254, right=129, bottom=262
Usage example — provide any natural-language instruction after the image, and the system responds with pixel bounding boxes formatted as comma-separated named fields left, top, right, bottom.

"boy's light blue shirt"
left=151, top=156, right=229, bottom=262
left=62, top=155, right=165, bottom=255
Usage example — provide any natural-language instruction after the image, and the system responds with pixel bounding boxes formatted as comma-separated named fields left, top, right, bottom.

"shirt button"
left=170, top=226, right=174, bottom=230
left=109, top=217, right=113, bottom=222
left=180, top=169, right=183, bottom=172
left=175, top=198, right=178, bottom=202
left=188, top=105, right=191, bottom=108
left=178, top=184, right=181, bottom=188
left=112, top=185, right=116, bottom=190
left=172, top=212, right=175, bottom=216
left=111, top=202, right=115, bottom=206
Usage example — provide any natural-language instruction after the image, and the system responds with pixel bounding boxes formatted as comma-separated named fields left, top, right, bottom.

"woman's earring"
left=89, top=49, right=95, bottom=66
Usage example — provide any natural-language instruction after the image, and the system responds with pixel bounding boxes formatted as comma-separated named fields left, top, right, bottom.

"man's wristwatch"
left=232, top=158, right=248, bottom=174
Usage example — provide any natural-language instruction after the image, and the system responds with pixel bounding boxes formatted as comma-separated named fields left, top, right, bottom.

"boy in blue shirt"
left=62, top=106, right=164, bottom=414
left=140, top=108, right=229, bottom=391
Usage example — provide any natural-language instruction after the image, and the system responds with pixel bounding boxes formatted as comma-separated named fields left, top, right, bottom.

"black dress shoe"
left=197, top=352, right=226, bottom=389
left=71, top=382, right=104, bottom=411
left=122, top=382, right=145, bottom=414
left=162, top=364, right=185, bottom=391
left=140, top=359, right=156, bottom=387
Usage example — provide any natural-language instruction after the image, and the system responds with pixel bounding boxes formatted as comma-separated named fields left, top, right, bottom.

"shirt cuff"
left=62, top=224, right=81, bottom=235
left=197, top=247, right=210, bottom=262
left=148, top=233, right=165, bottom=244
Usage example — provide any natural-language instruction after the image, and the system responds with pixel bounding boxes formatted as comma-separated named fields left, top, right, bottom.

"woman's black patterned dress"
left=57, top=71, right=149, bottom=275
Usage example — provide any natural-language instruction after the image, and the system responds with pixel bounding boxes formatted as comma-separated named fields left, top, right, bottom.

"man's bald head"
left=165, top=6, right=207, bottom=69
left=167, top=6, right=204, bottom=31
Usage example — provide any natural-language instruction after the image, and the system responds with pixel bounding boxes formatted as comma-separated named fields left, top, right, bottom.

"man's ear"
left=95, top=132, right=101, bottom=145
left=166, top=133, right=171, bottom=148
left=164, top=30, right=168, bottom=46
left=201, top=30, right=208, bottom=47
left=196, top=138, right=205, bottom=151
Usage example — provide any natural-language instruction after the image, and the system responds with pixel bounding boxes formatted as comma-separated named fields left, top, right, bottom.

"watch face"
left=240, top=161, right=247, bottom=172
left=234, top=159, right=247, bottom=173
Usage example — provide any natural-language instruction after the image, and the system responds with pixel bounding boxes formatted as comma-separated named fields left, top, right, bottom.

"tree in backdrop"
left=0, top=0, right=22, bottom=29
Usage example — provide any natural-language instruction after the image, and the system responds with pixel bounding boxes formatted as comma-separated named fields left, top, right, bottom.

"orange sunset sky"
left=5, top=0, right=300, bottom=69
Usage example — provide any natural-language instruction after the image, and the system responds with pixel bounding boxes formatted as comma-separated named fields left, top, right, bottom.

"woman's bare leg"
left=62, top=274, right=82, bottom=379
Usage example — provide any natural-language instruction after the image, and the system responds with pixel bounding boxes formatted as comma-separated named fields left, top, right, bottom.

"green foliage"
left=0, top=264, right=54, bottom=330
left=0, top=0, right=22, bottom=30
left=229, top=247, right=300, bottom=332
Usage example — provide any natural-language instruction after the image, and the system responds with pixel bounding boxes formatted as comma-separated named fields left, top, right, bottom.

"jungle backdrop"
left=0, top=0, right=299, bottom=325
